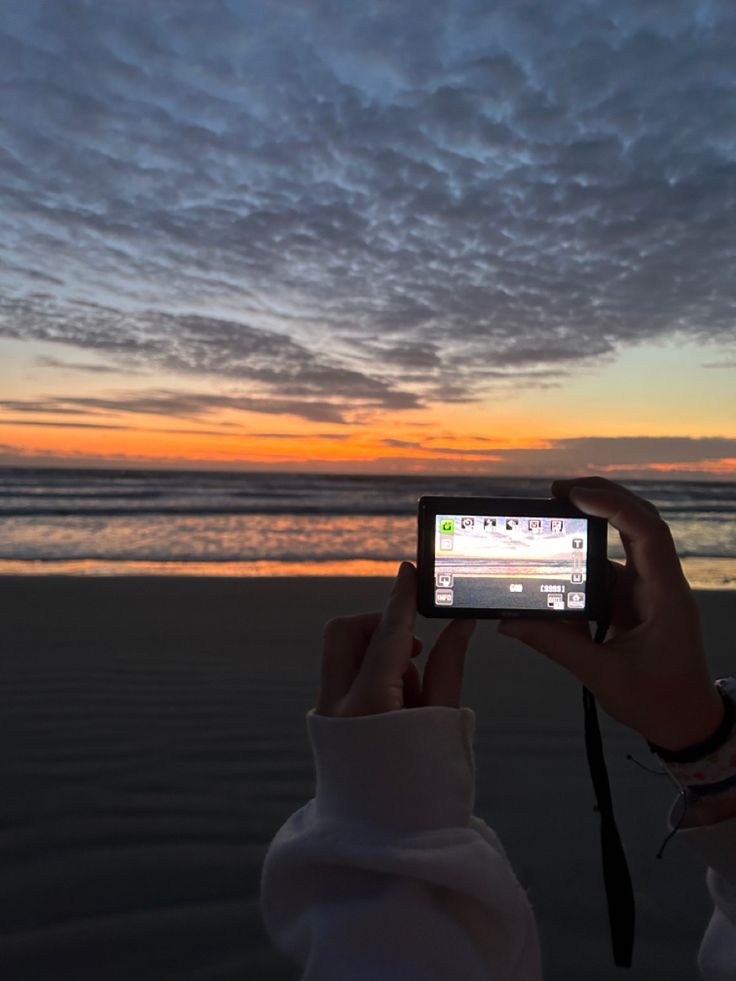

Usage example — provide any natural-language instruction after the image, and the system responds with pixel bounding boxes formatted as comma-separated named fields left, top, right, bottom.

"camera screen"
left=433, top=512, right=590, bottom=612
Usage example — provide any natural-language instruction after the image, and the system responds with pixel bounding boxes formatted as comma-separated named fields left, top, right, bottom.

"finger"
left=411, top=636, right=423, bottom=658
left=566, top=484, right=685, bottom=591
left=421, top=618, right=476, bottom=707
left=552, top=477, right=658, bottom=569
left=317, top=612, right=382, bottom=713
left=605, top=559, right=640, bottom=632
left=378, top=561, right=418, bottom=635
left=497, top=618, right=613, bottom=692
left=551, top=476, right=660, bottom=517
left=357, top=562, right=418, bottom=687
left=403, top=661, right=422, bottom=708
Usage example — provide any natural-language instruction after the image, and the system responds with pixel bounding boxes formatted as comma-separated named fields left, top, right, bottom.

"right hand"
left=315, top=562, right=476, bottom=717
left=499, top=477, right=724, bottom=752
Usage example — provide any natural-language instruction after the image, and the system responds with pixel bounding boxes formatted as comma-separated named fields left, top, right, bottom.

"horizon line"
left=0, top=461, right=734, bottom=484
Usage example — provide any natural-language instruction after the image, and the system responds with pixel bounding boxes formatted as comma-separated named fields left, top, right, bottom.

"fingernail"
left=570, top=485, right=603, bottom=500
left=569, top=487, right=593, bottom=507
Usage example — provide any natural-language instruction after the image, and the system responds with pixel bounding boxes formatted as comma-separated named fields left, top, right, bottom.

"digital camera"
left=417, top=496, right=609, bottom=620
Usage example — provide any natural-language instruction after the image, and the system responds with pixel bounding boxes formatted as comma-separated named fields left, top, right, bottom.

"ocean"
left=0, top=467, right=735, bottom=588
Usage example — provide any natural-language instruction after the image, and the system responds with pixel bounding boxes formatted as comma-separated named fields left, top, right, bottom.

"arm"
left=261, top=705, right=541, bottom=981
left=499, top=477, right=736, bottom=980
left=261, top=564, right=542, bottom=980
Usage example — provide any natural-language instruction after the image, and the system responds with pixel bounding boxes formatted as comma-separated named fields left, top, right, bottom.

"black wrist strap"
left=585, top=621, right=635, bottom=968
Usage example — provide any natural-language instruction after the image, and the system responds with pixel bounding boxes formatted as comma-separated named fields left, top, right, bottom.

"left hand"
left=315, top=561, right=476, bottom=717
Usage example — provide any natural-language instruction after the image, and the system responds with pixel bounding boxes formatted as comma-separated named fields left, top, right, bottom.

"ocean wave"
left=0, top=490, right=166, bottom=500
left=0, top=551, right=407, bottom=563
left=656, top=505, right=736, bottom=515
left=0, top=505, right=419, bottom=518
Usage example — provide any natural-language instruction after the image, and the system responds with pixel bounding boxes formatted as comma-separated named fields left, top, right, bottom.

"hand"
left=315, top=561, right=476, bottom=717
left=499, top=477, right=724, bottom=751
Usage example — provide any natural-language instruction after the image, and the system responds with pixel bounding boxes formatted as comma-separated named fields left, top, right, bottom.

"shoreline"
left=0, top=551, right=734, bottom=588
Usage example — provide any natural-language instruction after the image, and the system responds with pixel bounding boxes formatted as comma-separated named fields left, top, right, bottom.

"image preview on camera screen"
left=433, top=513, right=589, bottom=612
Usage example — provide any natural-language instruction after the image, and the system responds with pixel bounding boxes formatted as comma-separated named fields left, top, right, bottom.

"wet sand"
left=1, top=576, right=733, bottom=980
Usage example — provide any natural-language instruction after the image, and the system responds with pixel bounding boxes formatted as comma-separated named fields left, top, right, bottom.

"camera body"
left=417, top=496, right=609, bottom=620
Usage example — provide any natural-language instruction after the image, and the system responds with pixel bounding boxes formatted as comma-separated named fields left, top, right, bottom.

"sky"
left=1, top=0, right=735, bottom=478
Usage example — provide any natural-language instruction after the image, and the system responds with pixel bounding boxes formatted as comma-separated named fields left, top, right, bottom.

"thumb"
left=498, top=618, right=609, bottom=692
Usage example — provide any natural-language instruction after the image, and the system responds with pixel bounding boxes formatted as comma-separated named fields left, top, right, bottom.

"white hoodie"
left=261, top=705, right=736, bottom=980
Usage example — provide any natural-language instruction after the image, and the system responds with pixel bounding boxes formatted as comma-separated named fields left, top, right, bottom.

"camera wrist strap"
left=584, top=620, right=635, bottom=968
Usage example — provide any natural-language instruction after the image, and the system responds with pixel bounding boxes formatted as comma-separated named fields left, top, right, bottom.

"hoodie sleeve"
left=260, top=705, right=542, bottom=981
left=674, top=815, right=736, bottom=981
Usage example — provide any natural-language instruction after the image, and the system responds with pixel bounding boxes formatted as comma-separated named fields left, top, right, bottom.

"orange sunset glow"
left=2, top=332, right=735, bottom=477
left=2, top=370, right=735, bottom=477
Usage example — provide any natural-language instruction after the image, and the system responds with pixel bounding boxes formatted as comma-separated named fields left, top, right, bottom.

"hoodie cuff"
left=307, top=705, right=476, bottom=832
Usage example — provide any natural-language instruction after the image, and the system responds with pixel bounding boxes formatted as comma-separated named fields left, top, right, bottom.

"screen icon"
left=461, top=517, right=474, bottom=530
left=436, top=572, right=454, bottom=588
left=506, top=518, right=520, bottom=531
left=572, top=538, right=584, bottom=549
left=567, top=592, right=585, bottom=609
left=483, top=517, right=496, bottom=531
left=439, top=518, right=455, bottom=534
left=435, top=588, right=454, bottom=606
left=551, top=519, right=564, bottom=534
left=547, top=594, right=565, bottom=610
left=571, top=571, right=583, bottom=584
left=440, top=536, right=454, bottom=551
left=528, top=519, right=542, bottom=534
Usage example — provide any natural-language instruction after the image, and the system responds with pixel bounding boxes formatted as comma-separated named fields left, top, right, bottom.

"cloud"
left=534, top=436, right=736, bottom=467
left=0, top=417, right=245, bottom=436
left=0, top=389, right=356, bottom=424
left=702, top=359, right=736, bottom=369
left=0, top=297, right=424, bottom=418
left=1, top=0, right=734, bottom=409
left=251, top=432, right=349, bottom=439
left=414, top=445, right=506, bottom=457
left=381, top=438, right=423, bottom=449
left=0, top=418, right=130, bottom=430
left=379, top=434, right=736, bottom=473
left=35, top=356, right=139, bottom=374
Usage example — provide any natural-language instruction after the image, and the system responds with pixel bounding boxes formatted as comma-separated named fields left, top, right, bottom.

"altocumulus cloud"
left=1, top=0, right=735, bottom=418
left=0, top=295, right=422, bottom=421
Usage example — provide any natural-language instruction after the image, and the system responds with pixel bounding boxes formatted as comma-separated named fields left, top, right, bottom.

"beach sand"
left=1, top=576, right=733, bottom=981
